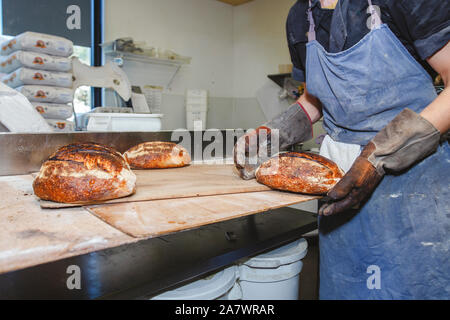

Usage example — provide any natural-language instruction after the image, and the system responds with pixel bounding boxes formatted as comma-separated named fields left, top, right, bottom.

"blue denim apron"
left=306, top=0, right=450, bottom=299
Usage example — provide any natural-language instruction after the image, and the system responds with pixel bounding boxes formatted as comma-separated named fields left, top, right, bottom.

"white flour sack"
left=16, top=85, right=74, bottom=104
left=1, top=32, right=73, bottom=57
left=31, top=102, right=73, bottom=120
left=46, top=119, right=75, bottom=132
left=0, top=82, right=51, bottom=132
left=0, top=51, right=72, bottom=74
left=3, top=68, right=73, bottom=88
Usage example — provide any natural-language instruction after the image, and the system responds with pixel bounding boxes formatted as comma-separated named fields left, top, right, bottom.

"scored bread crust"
left=255, top=152, right=344, bottom=195
left=33, top=142, right=136, bottom=204
left=124, top=142, right=191, bottom=169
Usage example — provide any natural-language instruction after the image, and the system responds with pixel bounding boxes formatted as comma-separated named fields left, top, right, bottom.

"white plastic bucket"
left=238, top=238, right=308, bottom=300
left=150, top=266, right=242, bottom=300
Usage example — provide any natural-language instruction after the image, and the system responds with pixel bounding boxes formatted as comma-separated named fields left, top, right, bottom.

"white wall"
left=232, top=0, right=296, bottom=98
left=104, top=0, right=234, bottom=98
left=105, top=0, right=296, bottom=98
left=104, top=0, right=296, bottom=129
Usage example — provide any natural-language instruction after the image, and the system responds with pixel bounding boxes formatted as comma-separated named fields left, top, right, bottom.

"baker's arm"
left=234, top=85, right=322, bottom=180
left=319, top=41, right=450, bottom=216
left=421, top=41, right=450, bottom=133
left=298, top=84, right=323, bottom=123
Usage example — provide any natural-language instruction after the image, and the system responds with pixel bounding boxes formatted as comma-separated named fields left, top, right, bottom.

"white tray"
left=86, top=113, right=163, bottom=132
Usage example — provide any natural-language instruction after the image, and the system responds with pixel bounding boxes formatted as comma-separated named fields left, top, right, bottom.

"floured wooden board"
left=0, top=174, right=137, bottom=275
left=87, top=191, right=319, bottom=238
left=40, top=164, right=271, bottom=209
left=0, top=173, right=319, bottom=274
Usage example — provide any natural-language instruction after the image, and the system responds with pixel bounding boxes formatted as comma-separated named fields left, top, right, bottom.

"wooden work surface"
left=0, top=174, right=137, bottom=275
left=40, top=164, right=271, bottom=208
left=0, top=165, right=319, bottom=274
left=87, top=191, right=318, bottom=238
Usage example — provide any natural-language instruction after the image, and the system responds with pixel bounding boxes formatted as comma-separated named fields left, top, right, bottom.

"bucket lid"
left=151, top=266, right=237, bottom=300
left=242, top=238, right=308, bottom=268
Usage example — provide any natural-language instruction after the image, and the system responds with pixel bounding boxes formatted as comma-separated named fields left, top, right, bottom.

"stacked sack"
left=0, top=32, right=75, bottom=132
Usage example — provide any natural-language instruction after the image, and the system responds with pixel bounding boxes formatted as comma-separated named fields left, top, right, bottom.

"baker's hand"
left=234, top=126, right=272, bottom=180
left=319, top=108, right=441, bottom=216
left=234, top=102, right=314, bottom=180
left=319, top=143, right=382, bottom=215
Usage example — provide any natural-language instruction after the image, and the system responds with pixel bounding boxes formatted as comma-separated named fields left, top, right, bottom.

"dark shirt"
left=287, top=0, right=450, bottom=82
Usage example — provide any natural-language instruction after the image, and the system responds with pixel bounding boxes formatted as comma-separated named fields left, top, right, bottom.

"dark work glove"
left=234, top=102, right=313, bottom=180
left=319, top=108, right=441, bottom=216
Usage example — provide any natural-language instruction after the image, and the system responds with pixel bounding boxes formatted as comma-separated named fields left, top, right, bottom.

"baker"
left=234, top=0, right=449, bottom=299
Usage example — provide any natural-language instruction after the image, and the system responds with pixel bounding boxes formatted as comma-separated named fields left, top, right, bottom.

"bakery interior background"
left=0, top=0, right=326, bottom=153
left=0, top=0, right=325, bottom=301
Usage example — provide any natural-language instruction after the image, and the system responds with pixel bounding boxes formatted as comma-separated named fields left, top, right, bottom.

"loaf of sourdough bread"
left=33, top=142, right=136, bottom=203
left=256, top=152, right=343, bottom=195
left=124, top=142, right=191, bottom=169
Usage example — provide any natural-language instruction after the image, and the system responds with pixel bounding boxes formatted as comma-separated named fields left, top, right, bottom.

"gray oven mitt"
left=319, top=108, right=441, bottom=216
left=234, top=102, right=313, bottom=180
left=367, top=108, right=441, bottom=175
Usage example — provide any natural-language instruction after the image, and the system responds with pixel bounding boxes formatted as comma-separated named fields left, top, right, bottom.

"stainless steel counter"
left=0, top=130, right=242, bottom=176
left=0, top=207, right=317, bottom=299
left=0, top=131, right=318, bottom=299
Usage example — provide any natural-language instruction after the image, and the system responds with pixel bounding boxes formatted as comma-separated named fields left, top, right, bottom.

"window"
left=73, top=46, right=92, bottom=114
left=0, top=0, right=103, bottom=113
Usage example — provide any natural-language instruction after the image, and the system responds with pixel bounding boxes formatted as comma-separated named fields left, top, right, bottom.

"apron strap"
left=367, top=0, right=382, bottom=29
left=307, top=0, right=316, bottom=42
left=308, top=0, right=382, bottom=43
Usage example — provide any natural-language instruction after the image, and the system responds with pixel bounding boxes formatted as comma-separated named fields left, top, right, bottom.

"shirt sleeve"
left=387, top=0, right=450, bottom=59
left=286, top=1, right=309, bottom=82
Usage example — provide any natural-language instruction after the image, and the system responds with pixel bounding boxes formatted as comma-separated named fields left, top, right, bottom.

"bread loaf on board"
left=33, top=142, right=136, bottom=203
left=255, top=152, right=344, bottom=195
left=124, top=142, right=191, bottom=169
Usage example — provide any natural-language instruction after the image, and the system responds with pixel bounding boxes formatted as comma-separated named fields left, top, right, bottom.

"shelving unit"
left=104, top=50, right=191, bottom=89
